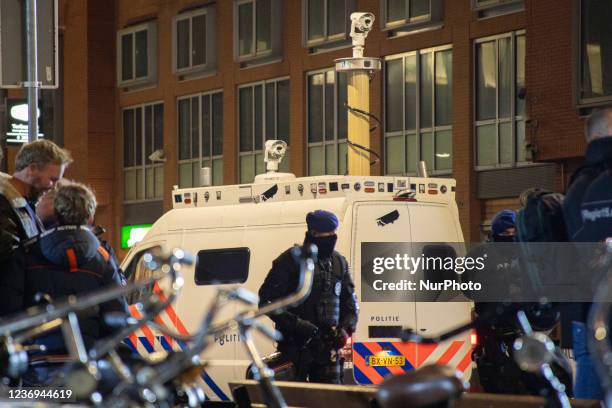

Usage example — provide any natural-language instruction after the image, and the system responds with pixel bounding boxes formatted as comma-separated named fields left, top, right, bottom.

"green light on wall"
left=121, top=224, right=152, bottom=249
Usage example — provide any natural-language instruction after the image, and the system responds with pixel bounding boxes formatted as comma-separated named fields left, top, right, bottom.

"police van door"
left=351, top=202, right=417, bottom=385
left=409, top=204, right=473, bottom=378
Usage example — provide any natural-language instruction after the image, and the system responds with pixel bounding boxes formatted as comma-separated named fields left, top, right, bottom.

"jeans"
left=572, top=321, right=604, bottom=400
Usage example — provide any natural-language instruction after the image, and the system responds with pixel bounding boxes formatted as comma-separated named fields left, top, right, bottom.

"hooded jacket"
left=23, top=225, right=127, bottom=352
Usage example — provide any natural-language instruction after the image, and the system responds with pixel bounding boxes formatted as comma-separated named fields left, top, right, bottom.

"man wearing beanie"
left=490, top=209, right=517, bottom=242
left=259, top=209, right=358, bottom=384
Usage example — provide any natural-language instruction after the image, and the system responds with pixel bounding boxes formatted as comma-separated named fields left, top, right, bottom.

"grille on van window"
left=368, top=326, right=403, bottom=339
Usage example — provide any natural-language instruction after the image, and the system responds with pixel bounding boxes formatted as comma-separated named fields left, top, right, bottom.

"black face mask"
left=305, top=232, right=338, bottom=259
left=493, top=234, right=515, bottom=243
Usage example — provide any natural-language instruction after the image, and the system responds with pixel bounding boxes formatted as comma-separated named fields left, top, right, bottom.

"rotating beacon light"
left=335, top=12, right=381, bottom=176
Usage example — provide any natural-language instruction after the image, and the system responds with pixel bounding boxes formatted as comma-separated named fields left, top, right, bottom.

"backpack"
left=515, top=191, right=567, bottom=330
left=516, top=190, right=568, bottom=243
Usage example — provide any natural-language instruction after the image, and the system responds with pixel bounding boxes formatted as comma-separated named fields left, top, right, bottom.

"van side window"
left=422, top=244, right=457, bottom=283
left=124, top=248, right=158, bottom=304
left=195, top=247, right=250, bottom=285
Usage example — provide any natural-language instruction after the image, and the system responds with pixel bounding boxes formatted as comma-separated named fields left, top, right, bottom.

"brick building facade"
left=2, top=0, right=609, bottom=257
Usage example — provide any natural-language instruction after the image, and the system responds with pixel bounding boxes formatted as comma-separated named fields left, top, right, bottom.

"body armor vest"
left=314, top=256, right=342, bottom=329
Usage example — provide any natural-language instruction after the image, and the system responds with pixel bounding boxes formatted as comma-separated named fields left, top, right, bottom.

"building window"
left=235, top=0, right=282, bottom=63
left=475, top=31, right=526, bottom=168
left=172, top=7, right=217, bottom=78
left=178, top=91, right=224, bottom=188
left=307, top=69, right=348, bottom=176
left=384, top=46, right=453, bottom=175
left=304, top=0, right=355, bottom=50
left=381, top=0, right=443, bottom=35
left=117, top=21, right=158, bottom=88
left=238, top=78, right=290, bottom=183
left=123, top=103, right=164, bottom=202
left=472, top=0, right=524, bottom=18
left=579, top=0, right=612, bottom=106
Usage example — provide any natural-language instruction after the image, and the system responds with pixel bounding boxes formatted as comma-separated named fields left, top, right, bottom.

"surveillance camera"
left=264, top=140, right=287, bottom=173
left=349, top=12, right=375, bottom=57
left=149, top=149, right=166, bottom=162
left=265, top=140, right=287, bottom=160
left=350, top=12, right=375, bottom=33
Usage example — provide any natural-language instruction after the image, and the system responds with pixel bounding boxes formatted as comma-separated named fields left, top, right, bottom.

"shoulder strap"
left=97, top=245, right=111, bottom=262
left=332, top=252, right=347, bottom=280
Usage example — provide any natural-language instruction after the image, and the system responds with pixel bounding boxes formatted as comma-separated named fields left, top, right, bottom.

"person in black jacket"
left=259, top=210, right=358, bottom=384
left=0, top=140, right=72, bottom=316
left=21, top=181, right=127, bottom=385
left=561, top=107, right=612, bottom=400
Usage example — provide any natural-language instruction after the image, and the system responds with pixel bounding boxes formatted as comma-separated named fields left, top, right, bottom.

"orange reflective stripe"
left=416, top=343, right=438, bottom=367
left=436, top=340, right=464, bottom=365
left=129, top=304, right=155, bottom=347
left=153, top=282, right=189, bottom=335
left=388, top=341, right=417, bottom=368
left=97, top=246, right=110, bottom=262
left=65, top=249, right=78, bottom=273
left=456, top=348, right=473, bottom=373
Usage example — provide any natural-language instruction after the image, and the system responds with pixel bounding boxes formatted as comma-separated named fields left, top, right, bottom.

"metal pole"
left=25, top=0, right=39, bottom=142
left=347, top=71, right=371, bottom=176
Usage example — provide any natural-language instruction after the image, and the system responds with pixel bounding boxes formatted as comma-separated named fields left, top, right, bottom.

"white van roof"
left=133, top=175, right=457, bottom=240
left=171, top=175, right=456, bottom=210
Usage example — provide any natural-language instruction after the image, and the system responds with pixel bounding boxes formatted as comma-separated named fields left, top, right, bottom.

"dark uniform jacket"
left=561, top=137, right=612, bottom=343
left=0, top=173, right=43, bottom=316
left=23, top=226, right=127, bottom=352
left=259, top=247, right=358, bottom=347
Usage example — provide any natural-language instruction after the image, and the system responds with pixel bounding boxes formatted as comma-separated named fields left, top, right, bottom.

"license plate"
left=368, top=355, right=405, bottom=367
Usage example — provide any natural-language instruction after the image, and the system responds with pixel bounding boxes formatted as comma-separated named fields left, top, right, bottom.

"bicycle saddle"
left=375, top=364, right=465, bottom=408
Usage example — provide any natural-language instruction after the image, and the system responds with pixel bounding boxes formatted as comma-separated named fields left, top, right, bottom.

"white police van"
left=121, top=165, right=473, bottom=401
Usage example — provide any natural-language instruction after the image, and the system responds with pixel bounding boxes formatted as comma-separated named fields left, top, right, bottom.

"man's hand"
left=295, top=319, right=319, bottom=341
left=331, top=327, right=349, bottom=349
left=322, top=327, right=349, bottom=349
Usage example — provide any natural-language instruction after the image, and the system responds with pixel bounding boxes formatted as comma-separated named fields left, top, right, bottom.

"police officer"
left=259, top=210, right=358, bottom=384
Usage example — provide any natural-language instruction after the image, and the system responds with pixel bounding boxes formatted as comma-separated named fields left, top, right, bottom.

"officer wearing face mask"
left=258, top=210, right=358, bottom=384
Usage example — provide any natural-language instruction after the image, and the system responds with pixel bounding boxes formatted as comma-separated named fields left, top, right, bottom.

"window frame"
left=117, top=21, right=158, bottom=88
left=471, top=0, right=524, bottom=16
left=177, top=89, right=224, bottom=188
left=233, top=0, right=282, bottom=64
left=576, top=0, right=612, bottom=107
left=172, top=6, right=217, bottom=78
left=123, top=101, right=165, bottom=204
left=383, top=44, right=453, bottom=176
left=302, top=0, right=356, bottom=49
left=123, top=244, right=164, bottom=304
left=237, top=77, right=291, bottom=183
left=473, top=30, right=528, bottom=171
left=379, top=0, right=444, bottom=35
left=306, top=67, right=349, bottom=176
